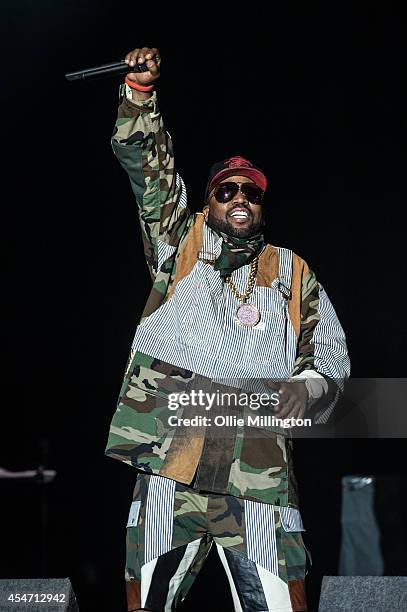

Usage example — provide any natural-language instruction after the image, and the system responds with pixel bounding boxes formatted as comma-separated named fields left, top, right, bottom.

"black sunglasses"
left=213, top=182, right=264, bottom=204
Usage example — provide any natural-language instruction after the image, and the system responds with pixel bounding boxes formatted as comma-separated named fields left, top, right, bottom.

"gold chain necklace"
left=225, top=257, right=261, bottom=326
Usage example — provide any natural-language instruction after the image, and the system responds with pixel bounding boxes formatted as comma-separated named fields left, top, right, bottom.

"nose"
left=232, top=185, right=248, bottom=204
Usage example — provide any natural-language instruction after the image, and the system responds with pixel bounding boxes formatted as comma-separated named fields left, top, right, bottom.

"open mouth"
left=228, top=208, right=251, bottom=222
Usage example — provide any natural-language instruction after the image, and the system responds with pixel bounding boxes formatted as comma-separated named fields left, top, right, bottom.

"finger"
left=285, top=403, right=302, bottom=420
left=138, top=47, right=151, bottom=63
left=279, top=405, right=300, bottom=428
left=274, top=392, right=290, bottom=413
left=286, top=402, right=307, bottom=422
left=146, top=48, right=161, bottom=75
left=275, top=400, right=296, bottom=418
left=145, top=47, right=159, bottom=61
left=277, top=391, right=295, bottom=414
left=293, top=405, right=306, bottom=421
left=279, top=389, right=291, bottom=405
left=277, top=383, right=291, bottom=402
left=127, top=49, right=140, bottom=67
left=266, top=380, right=280, bottom=391
left=146, top=58, right=159, bottom=76
left=268, top=381, right=285, bottom=411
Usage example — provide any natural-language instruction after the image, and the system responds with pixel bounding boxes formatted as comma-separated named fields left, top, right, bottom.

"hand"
left=124, top=47, right=161, bottom=86
left=267, top=380, right=309, bottom=422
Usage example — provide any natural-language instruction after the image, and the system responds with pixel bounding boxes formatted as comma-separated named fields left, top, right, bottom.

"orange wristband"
left=125, top=76, right=154, bottom=92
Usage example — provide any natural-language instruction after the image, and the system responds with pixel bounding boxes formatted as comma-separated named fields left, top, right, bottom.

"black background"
left=1, top=2, right=406, bottom=611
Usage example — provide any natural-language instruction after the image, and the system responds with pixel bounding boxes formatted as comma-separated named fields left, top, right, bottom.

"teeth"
left=230, top=210, right=248, bottom=218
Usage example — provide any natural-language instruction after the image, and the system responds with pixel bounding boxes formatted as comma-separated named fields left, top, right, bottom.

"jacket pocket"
left=244, top=286, right=288, bottom=366
left=127, top=500, right=142, bottom=528
left=279, top=507, right=305, bottom=532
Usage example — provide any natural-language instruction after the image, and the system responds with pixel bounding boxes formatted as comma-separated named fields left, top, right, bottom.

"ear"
left=203, top=204, right=209, bottom=221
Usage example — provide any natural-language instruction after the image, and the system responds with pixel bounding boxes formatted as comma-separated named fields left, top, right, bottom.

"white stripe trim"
left=144, top=475, right=176, bottom=564
left=216, top=544, right=244, bottom=612
left=176, top=173, right=188, bottom=209
left=256, top=563, right=293, bottom=612
left=244, top=499, right=279, bottom=575
left=279, top=506, right=305, bottom=532
left=140, top=557, right=158, bottom=608
left=165, top=539, right=202, bottom=612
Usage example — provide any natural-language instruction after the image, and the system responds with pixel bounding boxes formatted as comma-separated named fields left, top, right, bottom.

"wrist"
left=131, top=89, right=153, bottom=102
left=124, top=76, right=154, bottom=101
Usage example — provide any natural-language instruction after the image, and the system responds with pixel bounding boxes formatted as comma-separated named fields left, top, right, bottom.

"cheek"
left=251, top=207, right=263, bottom=221
left=208, top=203, right=226, bottom=219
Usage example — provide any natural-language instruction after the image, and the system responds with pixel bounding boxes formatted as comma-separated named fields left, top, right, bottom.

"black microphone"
left=65, top=57, right=157, bottom=81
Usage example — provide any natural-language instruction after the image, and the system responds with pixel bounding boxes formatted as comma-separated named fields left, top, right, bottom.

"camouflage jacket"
left=105, top=89, right=350, bottom=508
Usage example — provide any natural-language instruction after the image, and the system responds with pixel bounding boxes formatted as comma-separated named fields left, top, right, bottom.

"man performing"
left=105, top=47, right=350, bottom=612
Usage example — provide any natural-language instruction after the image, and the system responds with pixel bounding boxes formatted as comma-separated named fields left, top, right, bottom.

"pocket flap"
left=127, top=500, right=141, bottom=528
left=279, top=506, right=305, bottom=532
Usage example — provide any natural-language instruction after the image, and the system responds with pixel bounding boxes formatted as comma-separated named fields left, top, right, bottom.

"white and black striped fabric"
left=140, top=477, right=304, bottom=572
left=131, top=222, right=349, bottom=413
left=133, top=476, right=297, bottom=611
left=132, top=224, right=296, bottom=380
left=157, top=175, right=188, bottom=271
left=144, top=476, right=176, bottom=564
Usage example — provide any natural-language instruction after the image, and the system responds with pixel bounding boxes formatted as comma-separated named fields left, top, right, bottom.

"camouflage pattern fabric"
left=112, top=91, right=193, bottom=324
left=213, top=229, right=265, bottom=278
left=125, top=473, right=308, bottom=611
left=290, top=269, right=340, bottom=406
left=107, top=352, right=196, bottom=474
left=106, top=348, right=297, bottom=507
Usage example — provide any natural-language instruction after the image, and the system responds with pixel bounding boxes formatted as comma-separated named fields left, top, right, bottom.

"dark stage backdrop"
left=2, top=2, right=406, bottom=611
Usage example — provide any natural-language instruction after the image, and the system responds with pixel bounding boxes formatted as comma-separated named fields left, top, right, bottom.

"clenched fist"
left=124, top=46, right=161, bottom=87
left=267, top=380, right=309, bottom=424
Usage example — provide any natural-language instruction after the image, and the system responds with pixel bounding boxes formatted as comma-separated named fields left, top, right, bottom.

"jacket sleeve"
left=111, top=87, right=190, bottom=280
left=291, top=269, right=350, bottom=423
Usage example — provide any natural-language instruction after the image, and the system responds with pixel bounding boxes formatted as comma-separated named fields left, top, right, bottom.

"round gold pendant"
left=236, top=303, right=261, bottom=326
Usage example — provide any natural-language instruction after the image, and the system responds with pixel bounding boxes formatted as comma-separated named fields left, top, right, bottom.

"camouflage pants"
left=125, top=474, right=308, bottom=612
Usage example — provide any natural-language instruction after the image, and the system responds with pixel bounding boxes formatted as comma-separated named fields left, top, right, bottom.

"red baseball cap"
left=205, top=155, right=268, bottom=200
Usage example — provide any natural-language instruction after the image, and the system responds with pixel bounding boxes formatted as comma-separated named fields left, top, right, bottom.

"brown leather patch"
left=166, top=213, right=205, bottom=302
left=159, top=432, right=206, bottom=483
left=166, top=220, right=308, bottom=340
left=289, top=255, right=309, bottom=339
left=194, top=400, right=240, bottom=491
left=241, top=429, right=285, bottom=469
left=158, top=394, right=206, bottom=483
left=257, top=245, right=307, bottom=339
left=126, top=580, right=141, bottom=612
left=256, top=244, right=279, bottom=287
left=288, top=578, right=308, bottom=611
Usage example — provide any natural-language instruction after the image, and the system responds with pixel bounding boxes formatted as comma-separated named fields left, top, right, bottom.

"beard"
left=206, top=209, right=264, bottom=239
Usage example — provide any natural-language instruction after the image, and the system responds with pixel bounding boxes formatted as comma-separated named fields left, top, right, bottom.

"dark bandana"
left=213, top=231, right=265, bottom=279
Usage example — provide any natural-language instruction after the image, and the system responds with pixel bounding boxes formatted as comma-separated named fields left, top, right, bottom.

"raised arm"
left=111, top=47, right=190, bottom=280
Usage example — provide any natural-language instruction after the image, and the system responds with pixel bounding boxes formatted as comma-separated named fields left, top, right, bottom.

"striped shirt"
left=131, top=219, right=349, bottom=421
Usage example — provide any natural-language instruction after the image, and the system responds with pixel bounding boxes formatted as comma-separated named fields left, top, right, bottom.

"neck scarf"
left=213, top=230, right=265, bottom=279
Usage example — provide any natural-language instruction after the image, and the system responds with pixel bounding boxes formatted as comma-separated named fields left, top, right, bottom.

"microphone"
left=65, top=57, right=157, bottom=81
